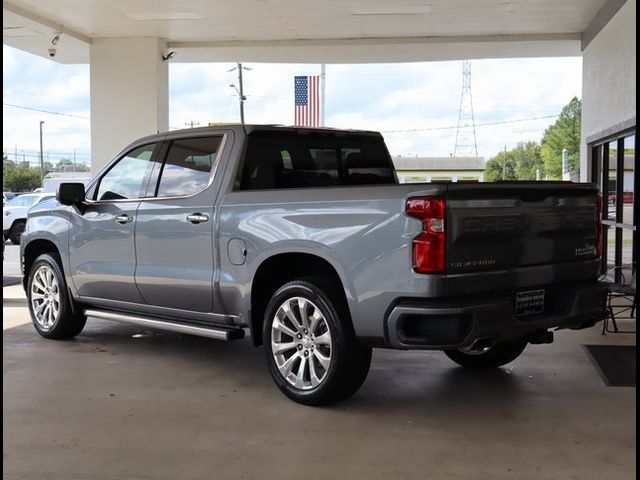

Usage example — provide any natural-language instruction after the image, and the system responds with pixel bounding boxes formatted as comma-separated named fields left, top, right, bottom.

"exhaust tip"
left=472, top=336, right=496, bottom=350
left=463, top=336, right=496, bottom=353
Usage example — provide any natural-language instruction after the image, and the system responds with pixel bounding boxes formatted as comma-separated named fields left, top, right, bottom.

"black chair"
left=600, top=265, right=636, bottom=334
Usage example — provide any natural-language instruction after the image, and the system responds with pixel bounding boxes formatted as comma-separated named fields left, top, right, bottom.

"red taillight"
left=596, top=194, right=603, bottom=257
left=406, top=197, right=446, bottom=274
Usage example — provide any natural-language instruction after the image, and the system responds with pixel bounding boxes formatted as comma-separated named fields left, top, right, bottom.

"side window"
left=95, top=144, right=158, bottom=201
left=156, top=136, right=221, bottom=197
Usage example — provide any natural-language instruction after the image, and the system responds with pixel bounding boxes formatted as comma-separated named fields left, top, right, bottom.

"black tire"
left=444, top=339, right=527, bottom=369
left=8, top=220, right=25, bottom=245
left=263, top=279, right=371, bottom=406
left=27, top=253, right=86, bottom=339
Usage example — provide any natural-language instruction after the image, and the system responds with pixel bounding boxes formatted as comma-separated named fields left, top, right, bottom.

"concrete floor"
left=3, top=244, right=637, bottom=480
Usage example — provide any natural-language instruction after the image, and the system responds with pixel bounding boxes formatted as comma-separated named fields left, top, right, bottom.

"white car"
left=3, top=193, right=56, bottom=245
left=3, top=191, right=16, bottom=205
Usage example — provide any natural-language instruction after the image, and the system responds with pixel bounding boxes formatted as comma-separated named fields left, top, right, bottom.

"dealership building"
left=3, top=0, right=635, bottom=294
left=393, top=156, right=486, bottom=183
left=2, top=1, right=636, bottom=476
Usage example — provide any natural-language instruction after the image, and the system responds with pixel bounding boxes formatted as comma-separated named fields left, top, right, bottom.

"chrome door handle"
left=186, top=213, right=209, bottom=224
left=115, top=214, right=133, bottom=224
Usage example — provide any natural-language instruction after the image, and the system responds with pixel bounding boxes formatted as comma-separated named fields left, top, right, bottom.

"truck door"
left=134, top=134, right=228, bottom=313
left=69, top=142, right=163, bottom=303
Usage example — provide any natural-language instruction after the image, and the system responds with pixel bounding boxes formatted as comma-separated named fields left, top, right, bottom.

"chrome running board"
left=84, top=309, right=245, bottom=341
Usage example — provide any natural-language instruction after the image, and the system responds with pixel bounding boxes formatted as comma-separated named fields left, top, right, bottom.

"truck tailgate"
left=445, top=183, right=600, bottom=275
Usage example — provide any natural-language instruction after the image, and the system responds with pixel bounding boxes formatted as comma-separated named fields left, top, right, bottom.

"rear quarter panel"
left=218, top=184, right=447, bottom=339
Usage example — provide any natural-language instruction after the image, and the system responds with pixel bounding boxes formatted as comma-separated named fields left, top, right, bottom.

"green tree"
left=485, top=141, right=543, bottom=182
left=3, top=165, right=42, bottom=192
left=485, top=150, right=517, bottom=181
left=3, top=152, right=14, bottom=171
left=541, top=97, right=581, bottom=179
left=513, top=141, right=543, bottom=180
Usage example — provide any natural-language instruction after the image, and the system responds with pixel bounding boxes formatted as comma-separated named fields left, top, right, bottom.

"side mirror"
left=57, top=183, right=86, bottom=206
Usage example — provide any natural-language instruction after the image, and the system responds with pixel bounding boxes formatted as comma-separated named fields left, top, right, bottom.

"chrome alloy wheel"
left=30, top=265, right=61, bottom=331
left=271, top=297, right=332, bottom=390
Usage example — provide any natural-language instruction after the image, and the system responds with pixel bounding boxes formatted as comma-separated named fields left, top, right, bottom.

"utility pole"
left=39, top=121, right=44, bottom=180
left=185, top=120, right=200, bottom=128
left=320, top=64, right=326, bottom=127
left=502, top=145, right=507, bottom=180
left=562, top=148, right=570, bottom=181
left=237, top=62, right=246, bottom=125
left=228, top=63, right=250, bottom=125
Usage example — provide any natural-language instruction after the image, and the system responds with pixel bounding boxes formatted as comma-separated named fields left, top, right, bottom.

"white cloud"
left=3, top=46, right=91, bottom=167
left=4, top=45, right=582, bottom=167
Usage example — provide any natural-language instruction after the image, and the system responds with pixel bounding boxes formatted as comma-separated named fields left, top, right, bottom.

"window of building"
left=430, top=176, right=453, bottom=182
left=591, top=129, right=636, bottom=281
left=401, top=175, right=427, bottom=183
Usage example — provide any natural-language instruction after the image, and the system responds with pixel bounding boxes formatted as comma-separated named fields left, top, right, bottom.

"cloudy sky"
left=3, top=44, right=582, bottom=167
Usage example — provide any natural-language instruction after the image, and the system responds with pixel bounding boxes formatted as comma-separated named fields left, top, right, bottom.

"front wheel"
left=27, top=253, right=86, bottom=339
left=444, top=339, right=527, bottom=369
left=263, top=280, right=371, bottom=406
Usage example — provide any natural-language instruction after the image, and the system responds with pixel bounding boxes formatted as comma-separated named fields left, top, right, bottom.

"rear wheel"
left=263, top=279, right=371, bottom=406
left=27, top=253, right=86, bottom=339
left=444, top=339, right=527, bottom=369
left=8, top=220, right=25, bottom=245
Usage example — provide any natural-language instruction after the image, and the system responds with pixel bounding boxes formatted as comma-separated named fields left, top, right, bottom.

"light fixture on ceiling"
left=162, top=51, right=177, bottom=62
left=49, top=32, right=61, bottom=58
left=351, top=4, right=431, bottom=15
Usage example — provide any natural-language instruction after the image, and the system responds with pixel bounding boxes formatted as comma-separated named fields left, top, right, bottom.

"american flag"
left=294, top=75, right=320, bottom=127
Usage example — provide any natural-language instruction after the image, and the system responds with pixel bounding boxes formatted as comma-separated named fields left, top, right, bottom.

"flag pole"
left=320, top=64, right=326, bottom=127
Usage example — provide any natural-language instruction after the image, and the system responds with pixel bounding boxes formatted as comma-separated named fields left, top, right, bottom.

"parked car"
left=608, top=191, right=634, bottom=205
left=20, top=125, right=607, bottom=405
left=3, top=193, right=55, bottom=244
left=41, top=173, right=92, bottom=193
left=3, top=191, right=16, bottom=205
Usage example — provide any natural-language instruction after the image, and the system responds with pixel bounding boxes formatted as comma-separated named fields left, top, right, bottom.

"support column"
left=90, top=38, right=168, bottom=173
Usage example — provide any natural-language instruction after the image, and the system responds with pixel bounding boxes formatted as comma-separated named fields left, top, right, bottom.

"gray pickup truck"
left=21, top=125, right=607, bottom=405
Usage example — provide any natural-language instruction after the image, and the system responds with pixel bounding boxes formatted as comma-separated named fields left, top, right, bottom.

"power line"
left=380, top=114, right=559, bottom=134
left=3, top=103, right=90, bottom=120
left=384, top=127, right=555, bottom=138
left=4, top=151, right=90, bottom=159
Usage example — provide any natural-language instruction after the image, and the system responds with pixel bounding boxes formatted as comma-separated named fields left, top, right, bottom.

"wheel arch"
left=22, top=239, right=62, bottom=291
left=9, top=217, right=26, bottom=231
left=250, top=252, right=354, bottom=346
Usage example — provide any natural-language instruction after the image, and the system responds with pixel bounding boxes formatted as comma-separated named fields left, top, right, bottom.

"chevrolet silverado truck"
left=21, top=125, right=607, bottom=405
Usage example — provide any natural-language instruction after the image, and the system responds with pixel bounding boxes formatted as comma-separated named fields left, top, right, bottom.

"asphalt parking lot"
left=3, top=243, right=636, bottom=480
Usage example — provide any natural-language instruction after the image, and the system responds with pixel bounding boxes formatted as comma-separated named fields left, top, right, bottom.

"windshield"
left=5, top=195, right=50, bottom=207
